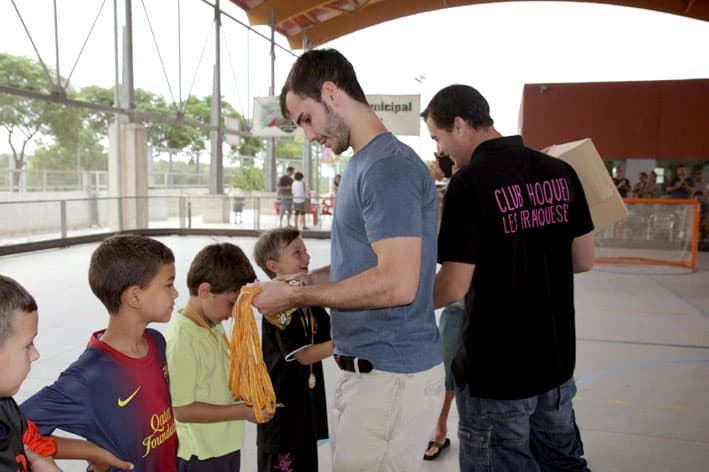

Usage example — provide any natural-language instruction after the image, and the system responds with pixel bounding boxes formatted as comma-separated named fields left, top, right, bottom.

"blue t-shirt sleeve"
left=360, top=157, right=425, bottom=243
left=20, top=368, right=93, bottom=437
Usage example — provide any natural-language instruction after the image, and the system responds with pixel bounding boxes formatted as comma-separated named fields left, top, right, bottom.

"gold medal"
left=308, top=372, right=316, bottom=389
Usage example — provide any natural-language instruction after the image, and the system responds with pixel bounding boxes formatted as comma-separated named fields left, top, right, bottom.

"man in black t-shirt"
left=421, top=85, right=594, bottom=472
left=666, top=164, right=694, bottom=199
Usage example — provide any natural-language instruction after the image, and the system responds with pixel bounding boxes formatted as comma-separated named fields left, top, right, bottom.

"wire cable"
left=183, top=21, right=214, bottom=115
left=139, top=0, right=178, bottom=112
left=220, top=26, right=244, bottom=115
left=65, top=0, right=108, bottom=88
left=9, top=0, right=54, bottom=87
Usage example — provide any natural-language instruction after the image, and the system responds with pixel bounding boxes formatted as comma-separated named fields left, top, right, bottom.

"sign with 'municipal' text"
left=367, top=94, right=421, bottom=137
left=252, top=94, right=421, bottom=137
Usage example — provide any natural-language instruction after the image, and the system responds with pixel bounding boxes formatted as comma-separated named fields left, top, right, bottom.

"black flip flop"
left=423, top=437, right=450, bottom=461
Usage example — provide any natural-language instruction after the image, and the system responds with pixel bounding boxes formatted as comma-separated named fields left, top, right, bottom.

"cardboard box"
left=543, top=138, right=628, bottom=232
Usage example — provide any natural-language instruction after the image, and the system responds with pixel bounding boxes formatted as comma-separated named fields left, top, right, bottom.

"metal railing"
left=0, top=194, right=334, bottom=255
left=0, top=168, right=250, bottom=192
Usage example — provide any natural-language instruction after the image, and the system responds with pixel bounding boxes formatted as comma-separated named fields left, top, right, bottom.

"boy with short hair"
left=21, top=234, right=180, bottom=471
left=253, top=228, right=333, bottom=472
left=0, top=274, right=133, bottom=471
left=165, top=242, right=273, bottom=471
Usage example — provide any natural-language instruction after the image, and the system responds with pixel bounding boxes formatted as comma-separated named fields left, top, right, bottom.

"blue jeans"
left=456, top=377, right=590, bottom=472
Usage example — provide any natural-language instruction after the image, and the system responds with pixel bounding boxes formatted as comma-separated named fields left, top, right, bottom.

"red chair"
left=321, top=197, right=334, bottom=216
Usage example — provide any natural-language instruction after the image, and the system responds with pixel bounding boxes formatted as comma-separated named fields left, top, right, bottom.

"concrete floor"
left=2, top=235, right=708, bottom=472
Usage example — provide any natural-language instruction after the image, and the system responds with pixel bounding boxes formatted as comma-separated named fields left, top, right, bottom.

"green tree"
left=146, top=93, right=205, bottom=152
left=230, top=166, right=264, bottom=191
left=228, top=115, right=264, bottom=157
left=0, top=53, right=81, bottom=187
left=1, top=52, right=259, bottom=189
left=75, top=85, right=118, bottom=145
left=32, top=133, right=107, bottom=171
left=276, top=136, right=305, bottom=161
left=31, top=86, right=108, bottom=172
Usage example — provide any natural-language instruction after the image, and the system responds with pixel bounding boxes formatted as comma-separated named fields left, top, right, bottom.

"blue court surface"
left=2, top=235, right=708, bottom=471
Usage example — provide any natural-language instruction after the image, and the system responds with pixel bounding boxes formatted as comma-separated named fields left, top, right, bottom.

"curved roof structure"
left=229, top=0, right=709, bottom=49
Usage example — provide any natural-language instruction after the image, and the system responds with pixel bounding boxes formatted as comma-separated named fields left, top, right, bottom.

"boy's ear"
left=196, top=282, right=212, bottom=298
left=265, top=259, right=279, bottom=276
left=123, top=285, right=142, bottom=309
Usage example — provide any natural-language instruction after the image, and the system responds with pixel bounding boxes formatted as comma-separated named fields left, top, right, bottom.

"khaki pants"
left=332, top=363, right=444, bottom=472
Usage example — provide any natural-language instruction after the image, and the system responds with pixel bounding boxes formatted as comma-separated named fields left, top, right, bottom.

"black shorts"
left=258, top=446, right=318, bottom=472
left=177, top=450, right=240, bottom=471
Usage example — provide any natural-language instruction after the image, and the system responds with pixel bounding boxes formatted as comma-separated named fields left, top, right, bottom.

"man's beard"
left=322, top=102, right=350, bottom=155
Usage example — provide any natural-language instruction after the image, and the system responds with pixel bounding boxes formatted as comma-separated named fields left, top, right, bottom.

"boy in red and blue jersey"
left=0, top=274, right=133, bottom=471
left=21, top=235, right=180, bottom=471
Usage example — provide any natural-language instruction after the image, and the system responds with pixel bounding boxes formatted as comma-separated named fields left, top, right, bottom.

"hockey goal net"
left=594, top=198, right=700, bottom=270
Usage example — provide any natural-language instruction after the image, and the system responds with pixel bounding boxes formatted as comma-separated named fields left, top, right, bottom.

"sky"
left=1, top=0, right=708, bottom=161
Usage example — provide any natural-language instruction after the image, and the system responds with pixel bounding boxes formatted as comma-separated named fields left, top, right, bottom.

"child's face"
left=0, top=310, right=39, bottom=396
left=139, top=263, right=179, bottom=323
left=273, top=237, right=311, bottom=277
left=203, top=289, right=239, bottom=323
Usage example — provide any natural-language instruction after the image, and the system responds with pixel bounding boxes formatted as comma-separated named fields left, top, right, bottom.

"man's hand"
left=273, top=271, right=311, bottom=285
left=249, top=280, right=298, bottom=316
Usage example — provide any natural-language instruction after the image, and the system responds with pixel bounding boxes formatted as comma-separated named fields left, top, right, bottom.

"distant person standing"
left=278, top=166, right=295, bottom=227
left=424, top=153, right=462, bottom=463
left=292, top=171, right=309, bottom=230
left=666, top=164, right=694, bottom=199
left=692, top=169, right=706, bottom=198
left=613, top=166, right=631, bottom=197
left=646, top=171, right=662, bottom=198
left=632, top=172, right=649, bottom=197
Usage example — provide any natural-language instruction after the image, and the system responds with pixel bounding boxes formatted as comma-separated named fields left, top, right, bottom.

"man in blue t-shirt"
left=250, top=48, right=444, bottom=472
left=422, top=84, right=594, bottom=472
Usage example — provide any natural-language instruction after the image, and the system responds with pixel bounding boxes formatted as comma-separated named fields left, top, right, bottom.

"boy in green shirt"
left=165, top=242, right=273, bottom=471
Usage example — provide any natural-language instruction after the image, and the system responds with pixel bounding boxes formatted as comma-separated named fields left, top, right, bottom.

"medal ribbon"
left=183, top=304, right=230, bottom=358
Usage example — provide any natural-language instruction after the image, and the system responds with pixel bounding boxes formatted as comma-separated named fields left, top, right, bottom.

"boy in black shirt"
left=253, top=228, right=333, bottom=472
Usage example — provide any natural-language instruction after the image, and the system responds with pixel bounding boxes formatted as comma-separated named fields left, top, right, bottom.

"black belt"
left=334, top=355, right=373, bottom=373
